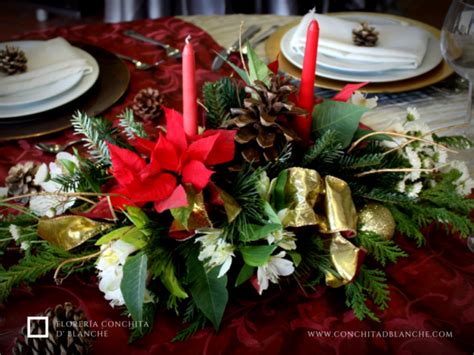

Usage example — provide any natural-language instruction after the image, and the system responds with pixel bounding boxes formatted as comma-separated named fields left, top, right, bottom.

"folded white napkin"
left=291, top=11, right=429, bottom=70
left=0, top=37, right=93, bottom=97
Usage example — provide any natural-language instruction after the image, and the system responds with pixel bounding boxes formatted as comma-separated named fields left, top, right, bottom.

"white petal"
left=218, top=257, right=232, bottom=278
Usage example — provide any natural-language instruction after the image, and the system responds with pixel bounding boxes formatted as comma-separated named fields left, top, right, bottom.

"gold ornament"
left=358, top=202, right=396, bottom=240
left=38, top=216, right=113, bottom=251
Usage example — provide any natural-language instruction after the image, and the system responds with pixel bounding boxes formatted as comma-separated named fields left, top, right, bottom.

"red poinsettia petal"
left=202, top=129, right=236, bottom=165
left=154, top=184, right=188, bottom=212
left=129, top=172, right=177, bottom=203
left=182, top=160, right=214, bottom=191
left=107, top=186, right=137, bottom=210
left=129, top=136, right=155, bottom=156
left=186, top=133, right=220, bottom=163
left=163, top=106, right=188, bottom=153
left=107, top=143, right=146, bottom=186
left=332, top=82, right=368, bottom=102
left=143, top=134, right=181, bottom=178
left=268, top=54, right=279, bottom=74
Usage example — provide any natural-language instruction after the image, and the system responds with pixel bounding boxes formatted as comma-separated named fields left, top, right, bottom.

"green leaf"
left=313, top=100, right=369, bottom=148
left=186, top=249, right=228, bottom=330
left=271, top=169, right=288, bottom=212
left=95, top=226, right=133, bottom=245
left=155, top=257, right=188, bottom=299
left=241, top=223, right=281, bottom=242
left=120, top=227, right=146, bottom=249
left=288, top=251, right=302, bottom=267
left=263, top=202, right=281, bottom=225
left=124, top=206, right=150, bottom=231
left=246, top=40, right=272, bottom=85
left=170, top=190, right=193, bottom=229
left=121, top=252, right=148, bottom=322
left=240, top=244, right=276, bottom=266
left=214, top=51, right=250, bottom=84
left=235, top=264, right=255, bottom=287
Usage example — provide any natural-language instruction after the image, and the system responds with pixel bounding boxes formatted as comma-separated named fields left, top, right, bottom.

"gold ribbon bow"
left=276, top=167, right=362, bottom=287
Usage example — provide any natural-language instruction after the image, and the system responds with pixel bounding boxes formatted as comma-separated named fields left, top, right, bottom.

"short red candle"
left=182, top=35, right=198, bottom=136
left=297, top=19, right=319, bottom=143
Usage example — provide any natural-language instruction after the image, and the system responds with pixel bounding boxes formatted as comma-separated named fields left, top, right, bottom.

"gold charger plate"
left=265, top=12, right=454, bottom=93
left=0, top=43, right=130, bottom=141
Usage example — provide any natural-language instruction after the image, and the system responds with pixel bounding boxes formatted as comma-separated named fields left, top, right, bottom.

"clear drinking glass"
left=441, top=0, right=474, bottom=138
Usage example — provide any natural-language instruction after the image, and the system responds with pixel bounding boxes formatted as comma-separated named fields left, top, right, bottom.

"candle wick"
left=185, top=35, right=191, bottom=44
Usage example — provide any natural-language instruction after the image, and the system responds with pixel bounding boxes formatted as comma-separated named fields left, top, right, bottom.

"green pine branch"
left=351, top=185, right=415, bottom=205
left=345, top=266, right=390, bottom=321
left=356, top=230, right=407, bottom=266
left=411, top=205, right=474, bottom=237
left=203, top=77, right=245, bottom=129
left=0, top=246, right=92, bottom=303
left=432, top=134, right=474, bottom=149
left=71, top=111, right=113, bottom=165
left=118, top=108, right=148, bottom=140
left=339, top=153, right=384, bottom=171
left=301, top=130, right=343, bottom=166
left=387, top=205, right=425, bottom=246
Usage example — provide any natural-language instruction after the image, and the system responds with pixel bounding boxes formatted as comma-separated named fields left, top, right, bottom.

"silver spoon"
left=35, top=139, right=82, bottom=153
left=115, top=53, right=164, bottom=70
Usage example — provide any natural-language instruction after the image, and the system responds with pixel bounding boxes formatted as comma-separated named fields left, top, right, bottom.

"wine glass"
left=441, top=0, right=474, bottom=252
left=441, top=0, right=474, bottom=138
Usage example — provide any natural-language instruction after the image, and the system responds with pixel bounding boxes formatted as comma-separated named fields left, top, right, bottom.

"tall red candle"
left=297, top=19, right=319, bottom=143
left=182, top=35, right=198, bottom=136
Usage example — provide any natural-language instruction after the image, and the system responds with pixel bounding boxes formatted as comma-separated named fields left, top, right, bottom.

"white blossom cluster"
left=195, top=229, right=235, bottom=278
left=388, top=107, right=474, bottom=198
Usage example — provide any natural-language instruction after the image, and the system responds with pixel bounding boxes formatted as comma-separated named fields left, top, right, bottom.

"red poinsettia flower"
left=107, top=107, right=236, bottom=213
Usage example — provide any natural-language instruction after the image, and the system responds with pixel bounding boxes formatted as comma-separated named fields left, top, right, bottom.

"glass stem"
left=468, top=80, right=474, bottom=138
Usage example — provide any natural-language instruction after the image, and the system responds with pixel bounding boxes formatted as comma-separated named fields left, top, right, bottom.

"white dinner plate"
left=0, top=72, right=82, bottom=106
left=280, top=14, right=443, bottom=82
left=0, top=41, right=99, bottom=118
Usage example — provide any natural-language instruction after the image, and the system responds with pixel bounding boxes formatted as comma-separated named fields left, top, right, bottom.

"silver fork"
left=115, top=53, right=164, bottom=70
left=123, top=30, right=181, bottom=59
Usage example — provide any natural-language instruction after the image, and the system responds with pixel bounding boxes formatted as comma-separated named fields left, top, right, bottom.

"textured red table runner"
left=0, top=17, right=473, bottom=355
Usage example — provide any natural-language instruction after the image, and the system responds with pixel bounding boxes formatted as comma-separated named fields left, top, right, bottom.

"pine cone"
left=0, top=45, right=28, bottom=75
left=352, top=22, right=379, bottom=47
left=13, top=302, right=93, bottom=355
left=132, top=87, right=164, bottom=120
left=5, top=162, right=41, bottom=200
left=224, top=75, right=305, bottom=163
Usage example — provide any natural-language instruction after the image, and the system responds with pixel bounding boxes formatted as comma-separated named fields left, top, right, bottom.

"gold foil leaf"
left=38, top=216, right=113, bottom=251
left=282, top=167, right=324, bottom=227
left=216, top=187, right=241, bottom=223
left=325, top=233, right=363, bottom=288
left=324, top=176, right=357, bottom=235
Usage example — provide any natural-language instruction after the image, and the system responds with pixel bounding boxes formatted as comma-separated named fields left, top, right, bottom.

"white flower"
left=265, top=209, right=297, bottom=250
left=0, top=187, right=7, bottom=197
left=441, top=160, right=474, bottom=196
left=396, top=179, right=406, bottom=193
left=406, top=181, right=423, bottom=198
left=195, top=229, right=235, bottom=278
left=256, top=251, right=294, bottom=295
left=406, top=106, right=420, bottom=121
left=96, top=239, right=138, bottom=307
left=29, top=152, right=79, bottom=217
left=20, top=241, right=30, bottom=251
left=9, top=224, right=21, bottom=241
left=350, top=91, right=378, bottom=109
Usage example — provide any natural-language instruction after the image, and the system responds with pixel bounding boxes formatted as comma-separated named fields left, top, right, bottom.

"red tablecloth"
left=1, top=17, right=473, bottom=355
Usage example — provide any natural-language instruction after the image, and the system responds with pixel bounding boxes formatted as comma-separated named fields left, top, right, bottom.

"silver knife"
left=123, top=30, right=181, bottom=59
left=211, top=25, right=261, bottom=71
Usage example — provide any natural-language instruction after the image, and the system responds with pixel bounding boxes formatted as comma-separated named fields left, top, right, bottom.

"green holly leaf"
left=186, top=248, right=228, bottom=330
left=121, top=252, right=148, bottom=322
left=270, top=169, right=288, bottom=211
left=124, top=206, right=150, bottom=233
left=313, top=100, right=369, bottom=148
left=240, top=244, right=277, bottom=267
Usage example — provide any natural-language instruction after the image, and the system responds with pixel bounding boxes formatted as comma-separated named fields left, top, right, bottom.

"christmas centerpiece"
left=1, top=24, right=473, bottom=347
